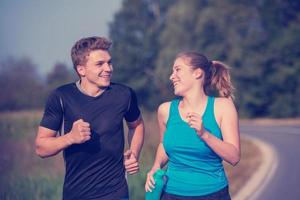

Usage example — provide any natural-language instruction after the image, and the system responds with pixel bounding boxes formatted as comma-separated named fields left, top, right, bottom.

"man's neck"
left=76, top=80, right=105, bottom=97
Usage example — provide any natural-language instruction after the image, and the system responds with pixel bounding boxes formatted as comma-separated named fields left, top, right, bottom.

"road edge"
left=232, top=135, right=278, bottom=200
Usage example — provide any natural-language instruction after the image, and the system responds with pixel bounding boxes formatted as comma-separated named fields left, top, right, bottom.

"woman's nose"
left=169, top=72, right=175, bottom=81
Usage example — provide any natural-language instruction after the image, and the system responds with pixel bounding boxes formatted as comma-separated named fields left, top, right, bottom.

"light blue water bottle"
left=145, top=169, right=166, bottom=200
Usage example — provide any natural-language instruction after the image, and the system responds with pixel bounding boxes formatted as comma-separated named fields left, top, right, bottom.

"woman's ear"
left=194, top=68, right=203, bottom=79
left=76, top=65, right=85, bottom=77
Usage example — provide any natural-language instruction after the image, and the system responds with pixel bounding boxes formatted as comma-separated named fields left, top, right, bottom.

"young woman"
left=145, top=52, right=240, bottom=200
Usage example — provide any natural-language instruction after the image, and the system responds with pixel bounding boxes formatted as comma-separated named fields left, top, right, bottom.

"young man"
left=35, top=36, right=145, bottom=200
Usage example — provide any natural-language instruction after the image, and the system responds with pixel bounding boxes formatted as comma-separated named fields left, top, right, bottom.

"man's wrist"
left=65, top=133, right=74, bottom=146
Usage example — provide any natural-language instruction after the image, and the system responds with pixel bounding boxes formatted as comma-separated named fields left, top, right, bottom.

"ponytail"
left=205, top=61, right=234, bottom=99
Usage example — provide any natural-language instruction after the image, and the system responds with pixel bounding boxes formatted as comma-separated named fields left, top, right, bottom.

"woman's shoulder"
left=214, top=97, right=237, bottom=115
left=157, top=101, right=171, bottom=122
left=158, top=97, right=181, bottom=110
left=214, top=96, right=233, bottom=105
left=158, top=101, right=172, bottom=114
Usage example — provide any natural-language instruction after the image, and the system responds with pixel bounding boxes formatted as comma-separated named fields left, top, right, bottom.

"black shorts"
left=161, top=186, right=231, bottom=200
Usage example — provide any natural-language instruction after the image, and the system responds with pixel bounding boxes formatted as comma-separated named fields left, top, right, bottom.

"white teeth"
left=100, top=75, right=111, bottom=78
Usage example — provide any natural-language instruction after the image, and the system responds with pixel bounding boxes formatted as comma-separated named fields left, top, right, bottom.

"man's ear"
left=194, top=68, right=203, bottom=79
left=76, top=65, right=85, bottom=77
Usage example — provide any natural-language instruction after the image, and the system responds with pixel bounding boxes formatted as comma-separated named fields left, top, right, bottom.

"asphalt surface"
left=240, top=124, right=300, bottom=200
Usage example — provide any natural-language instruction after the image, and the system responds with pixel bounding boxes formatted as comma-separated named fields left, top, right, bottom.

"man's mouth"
left=99, top=74, right=111, bottom=79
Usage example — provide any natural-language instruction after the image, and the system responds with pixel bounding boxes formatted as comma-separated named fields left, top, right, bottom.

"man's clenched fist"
left=66, top=119, right=91, bottom=145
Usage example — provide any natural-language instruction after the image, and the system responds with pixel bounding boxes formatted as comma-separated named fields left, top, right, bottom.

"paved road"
left=240, top=124, right=300, bottom=200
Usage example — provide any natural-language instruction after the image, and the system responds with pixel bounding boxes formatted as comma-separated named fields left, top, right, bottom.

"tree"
left=109, top=0, right=300, bottom=117
left=109, top=0, right=175, bottom=110
left=46, top=62, right=77, bottom=91
left=262, top=15, right=300, bottom=117
left=237, top=0, right=300, bottom=117
left=0, top=57, right=46, bottom=111
left=154, top=0, right=300, bottom=117
left=155, top=0, right=268, bottom=117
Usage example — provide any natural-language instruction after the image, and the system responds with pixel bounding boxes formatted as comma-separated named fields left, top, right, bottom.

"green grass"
left=0, top=110, right=260, bottom=199
left=0, top=110, right=41, bottom=139
left=0, top=176, right=63, bottom=200
left=0, top=111, right=64, bottom=200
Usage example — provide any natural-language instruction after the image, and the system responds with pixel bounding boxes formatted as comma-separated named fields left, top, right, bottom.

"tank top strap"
left=166, top=98, right=181, bottom=125
left=202, top=96, right=222, bottom=138
left=203, top=96, right=214, bottom=119
left=170, top=98, right=180, bottom=114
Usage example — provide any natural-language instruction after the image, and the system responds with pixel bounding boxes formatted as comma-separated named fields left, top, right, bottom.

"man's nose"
left=104, top=63, right=113, bottom=71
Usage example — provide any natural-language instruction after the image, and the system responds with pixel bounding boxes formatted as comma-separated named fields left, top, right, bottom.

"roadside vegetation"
left=0, top=110, right=262, bottom=200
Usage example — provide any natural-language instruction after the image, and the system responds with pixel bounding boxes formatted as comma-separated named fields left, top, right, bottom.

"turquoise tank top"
left=162, top=96, right=228, bottom=196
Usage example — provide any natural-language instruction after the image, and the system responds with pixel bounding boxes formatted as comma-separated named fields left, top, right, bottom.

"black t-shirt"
left=40, top=82, right=140, bottom=200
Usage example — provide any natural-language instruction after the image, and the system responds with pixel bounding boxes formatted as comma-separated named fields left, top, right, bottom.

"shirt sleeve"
left=40, top=90, right=63, bottom=131
left=124, top=88, right=141, bottom=122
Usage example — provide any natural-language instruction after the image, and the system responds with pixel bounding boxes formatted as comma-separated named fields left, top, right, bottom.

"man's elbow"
left=35, top=143, right=47, bottom=158
left=35, top=147, right=46, bottom=158
left=35, top=141, right=50, bottom=158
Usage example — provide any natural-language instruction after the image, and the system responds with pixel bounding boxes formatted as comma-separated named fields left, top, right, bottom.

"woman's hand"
left=145, top=168, right=159, bottom=192
left=187, top=112, right=205, bottom=137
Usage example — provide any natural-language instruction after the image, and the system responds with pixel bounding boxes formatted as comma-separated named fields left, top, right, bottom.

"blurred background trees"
left=0, top=0, right=299, bottom=118
left=109, top=0, right=175, bottom=109
left=46, top=62, right=77, bottom=91
left=109, top=0, right=300, bottom=118
left=0, top=59, right=77, bottom=112
left=0, top=57, right=46, bottom=111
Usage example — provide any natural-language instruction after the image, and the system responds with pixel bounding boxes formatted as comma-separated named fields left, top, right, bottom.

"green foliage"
left=261, top=15, right=300, bottom=117
left=109, top=0, right=300, bottom=117
left=109, top=0, right=176, bottom=109
left=0, top=110, right=262, bottom=200
left=0, top=176, right=63, bottom=200
left=46, top=62, right=77, bottom=91
left=0, top=111, right=64, bottom=200
left=0, top=110, right=158, bottom=200
left=0, top=58, right=46, bottom=111
left=0, top=111, right=40, bottom=139
left=0, top=58, right=76, bottom=112
left=156, top=0, right=272, bottom=117
left=0, top=0, right=299, bottom=117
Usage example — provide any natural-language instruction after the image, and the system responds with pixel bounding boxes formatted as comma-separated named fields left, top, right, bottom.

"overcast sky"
left=0, top=0, right=121, bottom=74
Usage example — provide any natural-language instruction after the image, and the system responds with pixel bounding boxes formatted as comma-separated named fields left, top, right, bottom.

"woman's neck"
left=181, top=88, right=207, bottom=111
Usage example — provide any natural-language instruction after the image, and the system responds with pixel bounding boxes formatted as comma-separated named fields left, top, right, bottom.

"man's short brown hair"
left=71, top=36, right=112, bottom=70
